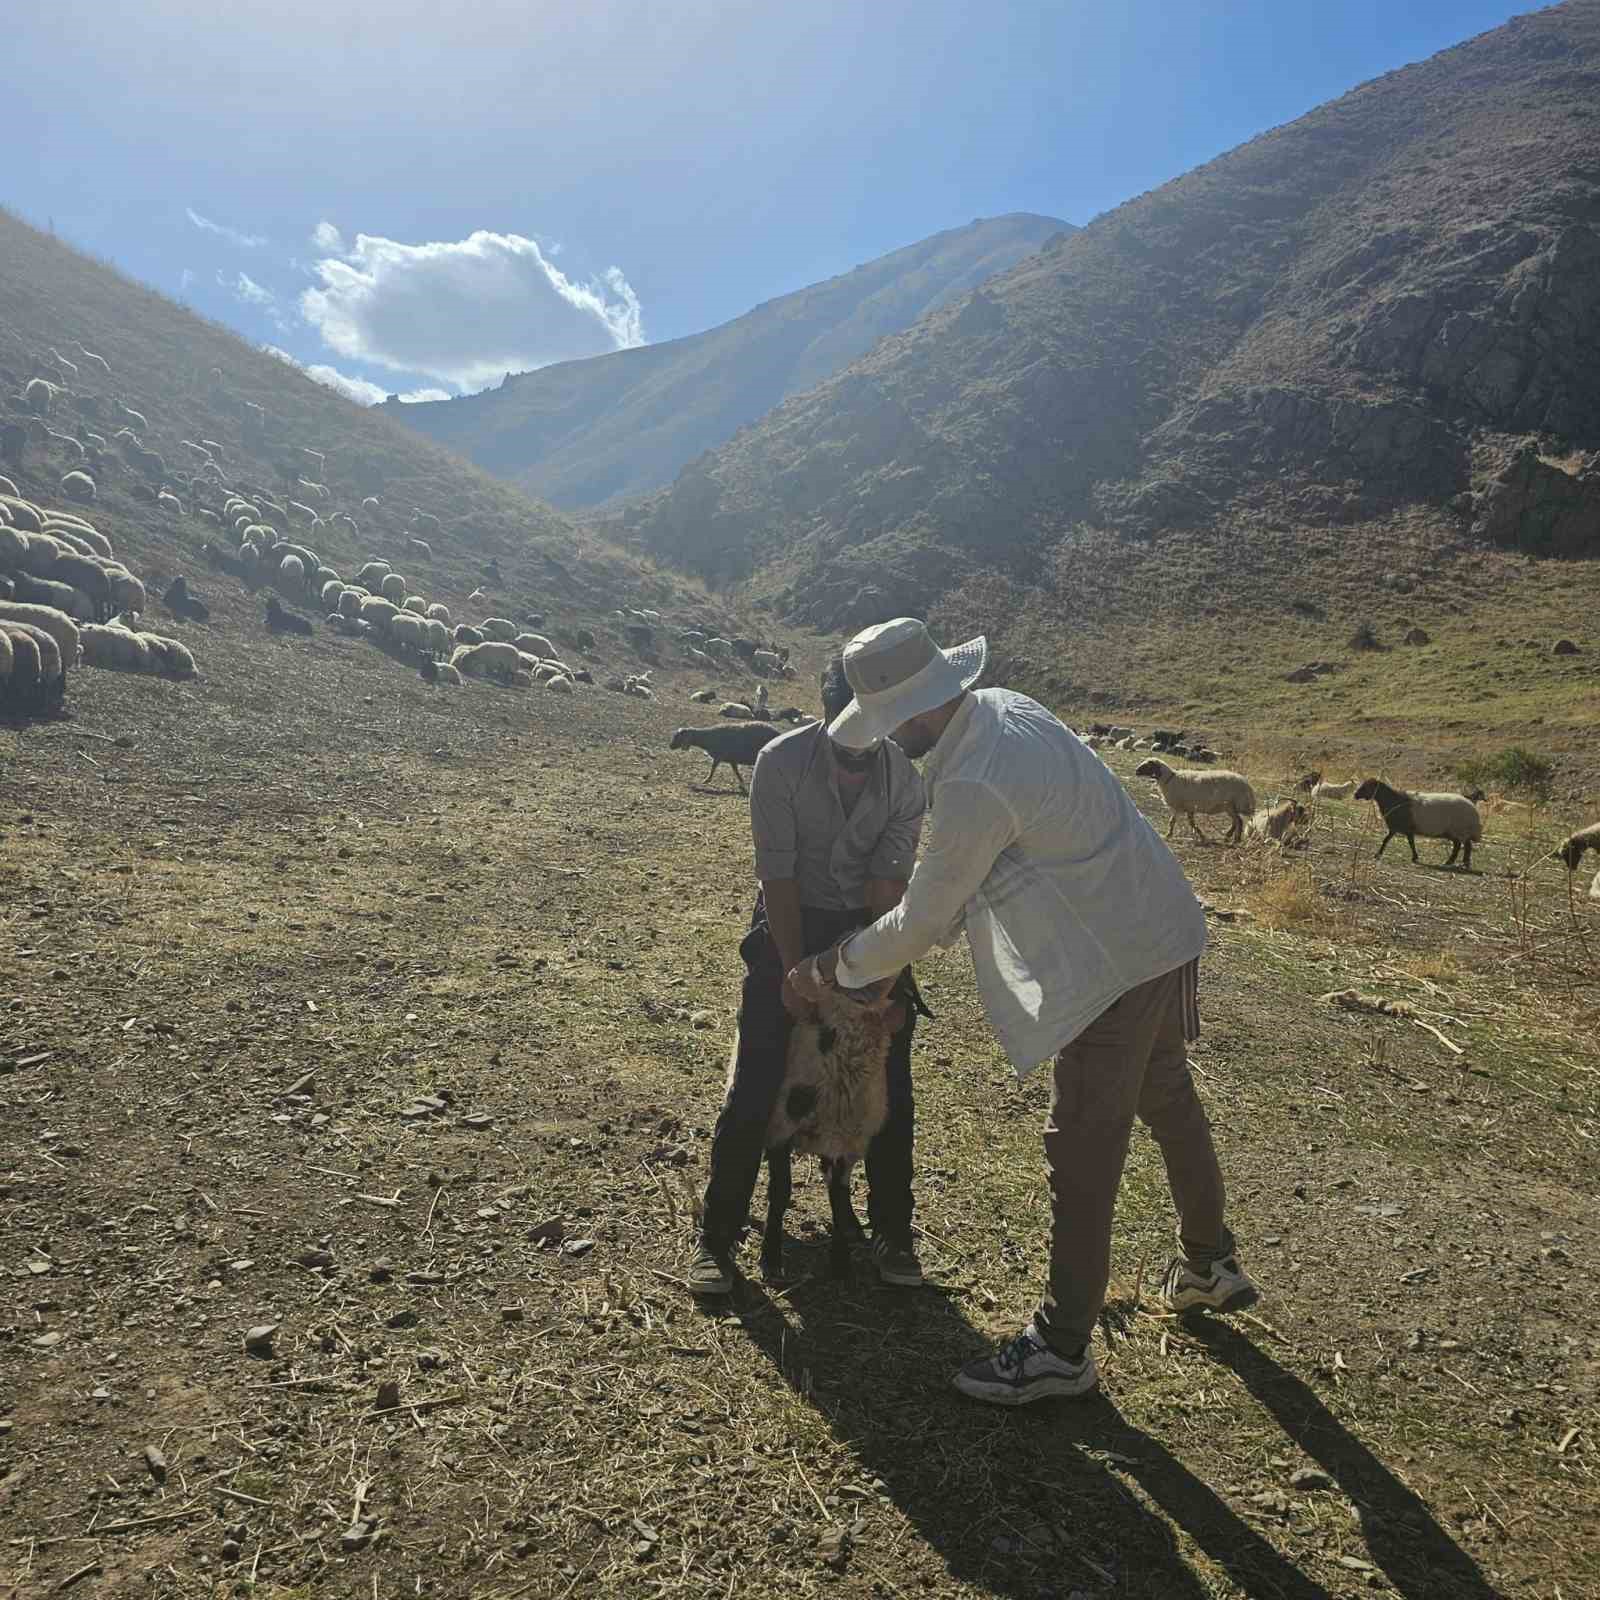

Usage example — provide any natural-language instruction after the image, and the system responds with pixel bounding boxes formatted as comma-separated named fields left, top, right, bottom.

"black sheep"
left=669, top=722, right=781, bottom=793
left=264, top=595, right=313, bottom=637
left=164, top=575, right=210, bottom=623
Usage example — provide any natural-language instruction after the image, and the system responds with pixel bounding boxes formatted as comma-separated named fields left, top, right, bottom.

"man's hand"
left=780, top=971, right=816, bottom=1022
left=786, top=955, right=827, bottom=1007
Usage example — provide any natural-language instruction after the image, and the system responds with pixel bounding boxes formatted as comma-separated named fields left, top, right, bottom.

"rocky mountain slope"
left=388, top=214, right=1068, bottom=509
left=631, top=1, right=1600, bottom=755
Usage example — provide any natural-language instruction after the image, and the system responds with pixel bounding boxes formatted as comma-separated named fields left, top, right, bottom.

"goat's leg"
left=1462, top=838, right=1473, bottom=871
left=760, top=1143, right=792, bottom=1281
left=825, top=1157, right=864, bottom=1280
left=704, top=756, right=720, bottom=786
left=1375, top=831, right=1393, bottom=859
left=1186, top=812, right=1209, bottom=842
left=1443, top=838, right=1461, bottom=868
left=733, top=763, right=748, bottom=795
left=1407, top=833, right=1419, bottom=863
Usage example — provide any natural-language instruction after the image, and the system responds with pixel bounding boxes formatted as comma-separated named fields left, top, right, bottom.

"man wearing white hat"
left=790, top=617, right=1257, bottom=1405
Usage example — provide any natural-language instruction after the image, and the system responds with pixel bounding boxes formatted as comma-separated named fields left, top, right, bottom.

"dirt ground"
left=3, top=647, right=1597, bottom=1600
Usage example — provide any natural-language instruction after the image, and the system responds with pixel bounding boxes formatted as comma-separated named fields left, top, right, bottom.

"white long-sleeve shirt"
left=834, top=688, right=1206, bottom=1077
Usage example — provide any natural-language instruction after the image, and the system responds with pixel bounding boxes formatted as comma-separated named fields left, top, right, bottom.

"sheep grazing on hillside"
left=1554, top=822, right=1600, bottom=875
left=451, top=640, right=523, bottom=683
left=71, top=342, right=111, bottom=376
left=1133, top=758, right=1256, bottom=845
left=756, top=976, right=930, bottom=1280
left=162, top=575, right=210, bottom=623
left=264, top=596, right=314, bottom=637
left=408, top=538, right=432, bottom=560
left=60, top=470, right=95, bottom=503
left=719, top=701, right=754, bottom=719
left=1353, top=778, right=1482, bottom=870
left=669, top=722, right=780, bottom=793
left=1248, top=799, right=1309, bottom=845
left=0, top=601, right=81, bottom=670
left=419, top=657, right=463, bottom=686
left=688, top=687, right=717, bottom=704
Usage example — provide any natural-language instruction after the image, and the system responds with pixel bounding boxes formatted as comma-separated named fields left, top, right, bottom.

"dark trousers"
left=701, top=897, right=916, bottom=1252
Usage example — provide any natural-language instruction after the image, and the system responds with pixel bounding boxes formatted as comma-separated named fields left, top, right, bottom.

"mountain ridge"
left=388, top=213, right=1070, bottom=509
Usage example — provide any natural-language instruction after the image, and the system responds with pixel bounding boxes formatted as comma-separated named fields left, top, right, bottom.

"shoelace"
left=995, top=1330, right=1043, bottom=1374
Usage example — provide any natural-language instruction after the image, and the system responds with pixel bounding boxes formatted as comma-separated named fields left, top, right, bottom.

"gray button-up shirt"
left=749, top=722, right=925, bottom=909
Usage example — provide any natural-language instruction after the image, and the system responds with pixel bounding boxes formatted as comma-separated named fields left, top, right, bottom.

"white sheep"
left=1352, top=778, right=1483, bottom=870
left=276, top=553, right=306, bottom=592
left=1133, top=758, right=1256, bottom=845
left=138, top=633, right=197, bottom=679
left=0, top=601, right=82, bottom=666
left=1554, top=822, right=1600, bottom=877
left=1247, top=799, right=1309, bottom=844
left=515, top=631, right=556, bottom=657
left=425, top=618, right=451, bottom=657
left=380, top=573, right=407, bottom=604
left=360, top=595, right=400, bottom=633
left=408, top=537, right=432, bottom=560
left=402, top=595, right=427, bottom=615
left=362, top=496, right=380, bottom=512
left=80, top=622, right=151, bottom=673
left=451, top=640, right=522, bottom=681
left=546, top=673, right=574, bottom=694
left=1314, top=779, right=1357, bottom=801
left=71, top=342, right=112, bottom=375
left=389, top=610, right=427, bottom=654
left=479, top=617, right=517, bottom=643
left=426, top=602, right=451, bottom=625
left=320, top=577, right=345, bottom=609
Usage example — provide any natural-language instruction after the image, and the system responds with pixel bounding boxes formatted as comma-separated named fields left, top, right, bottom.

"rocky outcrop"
left=1470, top=441, right=1600, bottom=556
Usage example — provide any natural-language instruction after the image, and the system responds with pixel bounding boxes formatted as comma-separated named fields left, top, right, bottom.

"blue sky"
left=12, top=0, right=1528, bottom=405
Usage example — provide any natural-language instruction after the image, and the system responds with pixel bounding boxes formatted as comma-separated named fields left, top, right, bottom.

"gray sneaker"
left=686, top=1246, right=734, bottom=1297
left=871, top=1235, right=923, bottom=1288
left=953, top=1324, right=1099, bottom=1405
left=1162, top=1253, right=1259, bottom=1315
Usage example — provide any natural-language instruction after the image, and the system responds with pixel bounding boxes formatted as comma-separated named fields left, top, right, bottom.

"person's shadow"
left=714, top=1244, right=1499, bottom=1599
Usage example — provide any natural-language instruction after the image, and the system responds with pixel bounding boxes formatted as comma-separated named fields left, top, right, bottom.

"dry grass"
left=2, top=713, right=1597, bottom=1600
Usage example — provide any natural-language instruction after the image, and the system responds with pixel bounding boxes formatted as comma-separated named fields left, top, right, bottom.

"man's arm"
left=826, top=779, right=1017, bottom=989
left=760, top=877, right=807, bottom=975
left=864, top=876, right=909, bottom=919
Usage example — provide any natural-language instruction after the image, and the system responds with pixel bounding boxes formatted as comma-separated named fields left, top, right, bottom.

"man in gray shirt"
left=689, top=656, right=927, bottom=1295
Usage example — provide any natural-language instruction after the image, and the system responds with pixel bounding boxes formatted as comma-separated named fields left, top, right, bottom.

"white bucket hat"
left=827, top=617, right=987, bottom=750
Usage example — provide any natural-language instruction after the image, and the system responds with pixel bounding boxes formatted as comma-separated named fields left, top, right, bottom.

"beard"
left=892, top=720, right=939, bottom=760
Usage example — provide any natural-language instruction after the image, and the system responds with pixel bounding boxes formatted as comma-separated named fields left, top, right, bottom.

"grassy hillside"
left=389, top=214, right=1068, bottom=509
left=0, top=206, right=777, bottom=667
left=632, top=3, right=1600, bottom=789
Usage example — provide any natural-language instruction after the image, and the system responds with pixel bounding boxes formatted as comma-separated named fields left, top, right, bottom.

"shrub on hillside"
left=1457, top=746, right=1554, bottom=802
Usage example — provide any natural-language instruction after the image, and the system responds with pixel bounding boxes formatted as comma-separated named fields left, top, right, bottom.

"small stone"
left=527, top=1219, right=564, bottom=1245
left=341, top=1521, right=372, bottom=1552
left=243, top=1323, right=278, bottom=1355
left=26, top=1258, right=50, bottom=1275
left=386, top=1309, right=419, bottom=1330
left=297, top=1248, right=334, bottom=1270
left=143, top=1445, right=167, bottom=1482
left=91, top=1386, right=110, bottom=1401
left=221, top=1539, right=242, bottom=1561
left=562, top=1238, right=596, bottom=1257
left=369, top=1261, right=394, bottom=1284
left=32, top=1331, right=63, bottom=1349
left=459, top=1113, right=492, bottom=1130
left=375, top=1379, right=401, bottom=1410
left=689, top=1010, right=715, bottom=1030
left=1290, top=1467, right=1334, bottom=1491
left=501, top=1306, right=524, bottom=1323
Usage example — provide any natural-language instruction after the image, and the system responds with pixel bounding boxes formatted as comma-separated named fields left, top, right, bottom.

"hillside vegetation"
left=390, top=214, right=1067, bottom=509
left=633, top=3, right=1600, bottom=789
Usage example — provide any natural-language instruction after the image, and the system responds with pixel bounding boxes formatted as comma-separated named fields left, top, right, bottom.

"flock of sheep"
left=0, top=481, right=197, bottom=711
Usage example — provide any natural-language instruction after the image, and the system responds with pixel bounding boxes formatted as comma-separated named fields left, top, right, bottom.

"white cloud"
left=398, top=387, right=451, bottom=404
left=310, top=220, right=345, bottom=254
left=264, top=344, right=390, bottom=406
left=300, top=229, right=643, bottom=390
left=179, top=267, right=195, bottom=293
left=223, top=270, right=287, bottom=330
left=187, top=206, right=265, bottom=249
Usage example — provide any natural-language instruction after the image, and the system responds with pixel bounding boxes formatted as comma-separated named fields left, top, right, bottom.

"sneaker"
left=1162, top=1253, right=1259, bottom=1315
left=952, top=1324, right=1099, bottom=1405
left=871, top=1235, right=924, bottom=1288
left=686, top=1246, right=734, bottom=1297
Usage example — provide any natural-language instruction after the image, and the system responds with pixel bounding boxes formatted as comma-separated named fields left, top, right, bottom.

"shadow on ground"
left=714, top=1240, right=1497, bottom=1600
